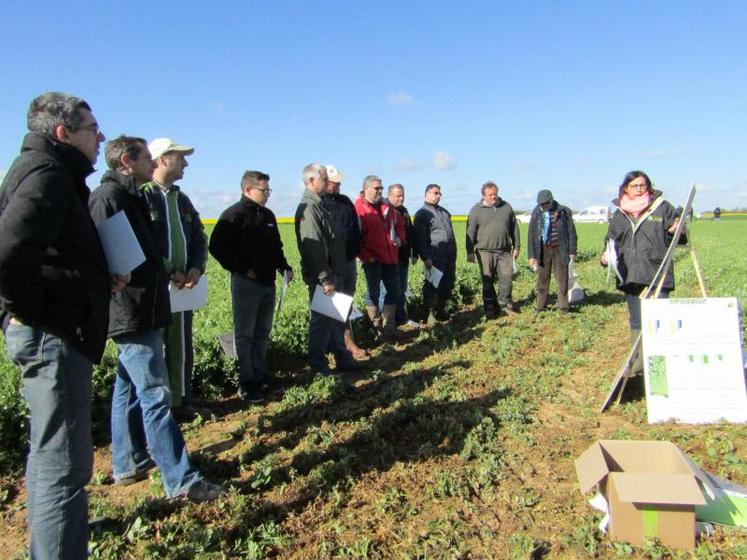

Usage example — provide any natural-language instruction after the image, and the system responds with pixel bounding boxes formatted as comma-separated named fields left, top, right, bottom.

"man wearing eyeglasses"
left=140, top=138, right=207, bottom=419
left=527, top=189, right=577, bottom=313
left=0, top=92, right=122, bottom=558
left=209, top=171, right=293, bottom=403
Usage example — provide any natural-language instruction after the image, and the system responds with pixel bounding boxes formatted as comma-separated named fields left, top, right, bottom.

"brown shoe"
left=344, top=327, right=369, bottom=359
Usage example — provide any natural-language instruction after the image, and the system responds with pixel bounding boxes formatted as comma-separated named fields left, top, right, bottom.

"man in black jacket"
left=89, top=135, right=222, bottom=502
left=384, top=183, right=417, bottom=326
left=0, top=92, right=117, bottom=559
left=209, top=170, right=293, bottom=403
left=527, top=189, right=577, bottom=313
left=321, top=165, right=366, bottom=358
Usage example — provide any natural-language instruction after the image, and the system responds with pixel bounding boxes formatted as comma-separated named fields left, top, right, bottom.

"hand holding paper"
left=311, top=284, right=353, bottom=322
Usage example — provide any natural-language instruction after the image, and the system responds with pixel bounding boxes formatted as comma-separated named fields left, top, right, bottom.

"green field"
left=0, top=220, right=746, bottom=558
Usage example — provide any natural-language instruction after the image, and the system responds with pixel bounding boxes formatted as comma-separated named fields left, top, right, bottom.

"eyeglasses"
left=627, top=183, right=647, bottom=191
left=76, top=122, right=101, bottom=135
left=372, top=187, right=384, bottom=191
left=251, top=187, right=272, bottom=195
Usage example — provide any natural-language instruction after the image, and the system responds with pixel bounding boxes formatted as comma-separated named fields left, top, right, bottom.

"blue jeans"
left=307, top=284, right=352, bottom=373
left=379, top=261, right=409, bottom=324
left=231, top=274, right=275, bottom=388
left=362, top=262, right=400, bottom=308
left=4, top=324, right=92, bottom=560
left=111, top=330, right=200, bottom=497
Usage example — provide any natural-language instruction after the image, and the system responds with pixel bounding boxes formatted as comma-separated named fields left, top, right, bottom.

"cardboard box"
left=575, top=440, right=713, bottom=549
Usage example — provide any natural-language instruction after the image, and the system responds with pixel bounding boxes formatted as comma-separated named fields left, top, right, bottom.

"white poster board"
left=96, top=211, right=145, bottom=275
left=310, top=285, right=353, bottom=322
left=641, top=297, right=747, bottom=424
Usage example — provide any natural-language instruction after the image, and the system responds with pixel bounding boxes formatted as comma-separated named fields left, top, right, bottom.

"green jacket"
left=466, top=198, right=520, bottom=255
left=294, top=188, right=346, bottom=286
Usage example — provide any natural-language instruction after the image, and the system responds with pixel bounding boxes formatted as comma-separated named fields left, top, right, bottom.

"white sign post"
left=641, top=297, right=747, bottom=424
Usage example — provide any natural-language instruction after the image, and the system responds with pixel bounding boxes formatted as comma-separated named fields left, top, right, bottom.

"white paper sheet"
left=96, top=211, right=145, bottom=274
left=275, top=270, right=291, bottom=317
left=310, top=284, right=353, bottom=322
left=425, top=266, right=443, bottom=289
left=605, top=239, right=623, bottom=283
left=169, top=276, right=208, bottom=313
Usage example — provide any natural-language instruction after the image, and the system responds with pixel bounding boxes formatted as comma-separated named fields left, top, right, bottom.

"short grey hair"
left=27, top=92, right=91, bottom=138
left=362, top=175, right=382, bottom=189
left=481, top=181, right=498, bottom=195
left=388, top=183, right=404, bottom=194
left=303, top=162, right=325, bottom=186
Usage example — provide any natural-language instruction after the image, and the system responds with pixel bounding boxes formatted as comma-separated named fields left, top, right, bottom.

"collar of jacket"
left=303, top=188, right=322, bottom=203
left=240, top=196, right=264, bottom=210
left=479, top=198, right=504, bottom=208
left=21, top=132, right=95, bottom=181
left=142, top=180, right=180, bottom=194
left=101, top=170, right=142, bottom=196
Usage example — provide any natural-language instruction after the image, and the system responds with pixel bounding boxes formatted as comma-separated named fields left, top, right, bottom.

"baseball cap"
left=149, top=138, right=194, bottom=159
left=537, top=189, right=553, bottom=204
left=325, top=165, right=345, bottom=183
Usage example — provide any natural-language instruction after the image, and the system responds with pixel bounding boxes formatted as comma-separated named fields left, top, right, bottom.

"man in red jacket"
left=355, top=175, right=406, bottom=341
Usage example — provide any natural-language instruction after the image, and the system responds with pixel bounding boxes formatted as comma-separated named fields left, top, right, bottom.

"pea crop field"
left=1, top=219, right=746, bottom=559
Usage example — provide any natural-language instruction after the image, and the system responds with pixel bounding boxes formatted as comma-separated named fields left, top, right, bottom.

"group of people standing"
left=0, top=91, right=685, bottom=559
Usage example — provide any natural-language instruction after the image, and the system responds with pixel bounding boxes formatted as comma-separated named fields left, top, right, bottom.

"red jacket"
left=355, top=195, right=406, bottom=264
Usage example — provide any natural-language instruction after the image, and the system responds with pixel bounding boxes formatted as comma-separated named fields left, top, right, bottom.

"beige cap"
left=149, top=137, right=194, bottom=159
left=325, top=165, right=345, bottom=183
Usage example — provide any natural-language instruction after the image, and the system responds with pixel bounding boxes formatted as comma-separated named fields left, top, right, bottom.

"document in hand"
left=96, top=210, right=146, bottom=275
left=605, top=239, right=623, bottom=283
left=275, top=270, right=292, bottom=318
left=425, top=266, right=443, bottom=289
left=310, top=284, right=353, bottom=322
left=169, top=276, right=208, bottom=313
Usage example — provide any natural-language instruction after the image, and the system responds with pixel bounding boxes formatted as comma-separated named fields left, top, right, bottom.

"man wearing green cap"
left=141, top=138, right=207, bottom=418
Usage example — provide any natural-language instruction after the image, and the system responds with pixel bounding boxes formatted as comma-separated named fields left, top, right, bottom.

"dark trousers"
left=307, top=284, right=353, bottom=373
left=477, top=250, right=513, bottom=314
left=423, top=252, right=456, bottom=310
left=536, top=245, right=569, bottom=311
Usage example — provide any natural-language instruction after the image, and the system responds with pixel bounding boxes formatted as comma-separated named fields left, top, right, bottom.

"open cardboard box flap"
left=575, top=440, right=714, bottom=498
left=609, top=473, right=707, bottom=505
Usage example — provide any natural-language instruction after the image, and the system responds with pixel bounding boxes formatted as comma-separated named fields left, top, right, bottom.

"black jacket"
left=209, top=197, right=291, bottom=286
left=89, top=171, right=171, bottom=337
left=527, top=201, right=577, bottom=267
left=321, top=192, right=361, bottom=261
left=0, top=133, right=110, bottom=362
left=605, top=191, right=686, bottom=293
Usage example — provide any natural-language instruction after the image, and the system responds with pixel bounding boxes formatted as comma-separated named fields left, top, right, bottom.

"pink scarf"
left=619, top=192, right=653, bottom=218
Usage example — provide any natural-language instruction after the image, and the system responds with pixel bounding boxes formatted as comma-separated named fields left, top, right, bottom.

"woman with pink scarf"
left=600, top=170, right=685, bottom=346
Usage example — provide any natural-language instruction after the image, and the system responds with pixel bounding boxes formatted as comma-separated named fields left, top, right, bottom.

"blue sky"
left=1, top=1, right=745, bottom=218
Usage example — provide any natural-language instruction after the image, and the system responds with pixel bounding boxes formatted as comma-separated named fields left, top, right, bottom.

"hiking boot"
left=113, top=459, right=155, bottom=486
left=179, top=480, right=225, bottom=503
left=237, top=384, right=265, bottom=404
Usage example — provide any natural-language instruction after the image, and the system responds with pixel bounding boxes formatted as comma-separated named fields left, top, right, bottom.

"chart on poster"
left=641, top=298, right=747, bottom=424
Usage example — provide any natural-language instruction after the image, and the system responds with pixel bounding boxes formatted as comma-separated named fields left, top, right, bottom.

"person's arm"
left=510, top=210, right=521, bottom=258
left=567, top=209, right=578, bottom=260
left=465, top=210, right=477, bottom=261
left=208, top=216, right=253, bottom=275
left=299, top=206, right=332, bottom=285
left=413, top=210, right=433, bottom=263
left=0, top=166, right=71, bottom=325
left=182, top=195, right=207, bottom=285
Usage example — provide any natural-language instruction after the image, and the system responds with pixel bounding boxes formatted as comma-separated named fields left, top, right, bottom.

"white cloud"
left=433, top=150, right=456, bottom=171
left=514, top=191, right=535, bottom=201
left=643, top=149, right=665, bottom=158
left=393, top=159, right=420, bottom=172
left=387, top=91, right=415, bottom=106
